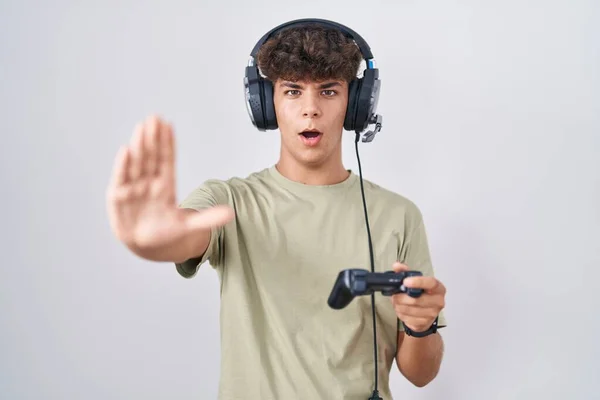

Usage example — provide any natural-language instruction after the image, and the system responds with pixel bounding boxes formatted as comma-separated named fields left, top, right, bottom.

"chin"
left=280, top=137, right=338, bottom=168
left=294, top=152, right=332, bottom=168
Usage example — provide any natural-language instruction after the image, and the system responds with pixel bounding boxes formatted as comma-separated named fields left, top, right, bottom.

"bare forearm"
left=127, top=229, right=210, bottom=263
left=396, top=332, right=444, bottom=387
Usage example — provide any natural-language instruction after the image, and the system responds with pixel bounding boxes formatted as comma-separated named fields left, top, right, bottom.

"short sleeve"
left=397, top=209, right=448, bottom=330
left=174, top=181, right=229, bottom=278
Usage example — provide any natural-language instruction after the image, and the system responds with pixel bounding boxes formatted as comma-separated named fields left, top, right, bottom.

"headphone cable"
left=354, top=133, right=383, bottom=400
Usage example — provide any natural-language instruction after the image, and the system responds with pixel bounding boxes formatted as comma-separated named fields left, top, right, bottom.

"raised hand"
left=106, top=115, right=234, bottom=260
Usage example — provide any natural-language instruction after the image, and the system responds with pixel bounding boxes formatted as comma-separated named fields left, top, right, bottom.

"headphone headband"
left=249, top=18, right=374, bottom=61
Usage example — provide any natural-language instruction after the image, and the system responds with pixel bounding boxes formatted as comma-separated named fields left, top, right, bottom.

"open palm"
left=106, top=116, right=234, bottom=254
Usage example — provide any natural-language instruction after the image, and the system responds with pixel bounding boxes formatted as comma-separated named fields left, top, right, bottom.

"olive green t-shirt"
left=176, top=165, right=447, bottom=399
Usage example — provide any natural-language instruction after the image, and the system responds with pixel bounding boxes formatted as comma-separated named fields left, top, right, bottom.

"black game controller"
left=327, top=268, right=424, bottom=310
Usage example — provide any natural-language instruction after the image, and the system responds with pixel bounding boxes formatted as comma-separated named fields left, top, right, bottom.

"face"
left=273, top=78, right=349, bottom=169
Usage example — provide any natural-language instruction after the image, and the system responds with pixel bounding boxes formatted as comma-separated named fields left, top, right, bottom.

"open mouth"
left=299, top=129, right=323, bottom=146
left=300, top=129, right=322, bottom=138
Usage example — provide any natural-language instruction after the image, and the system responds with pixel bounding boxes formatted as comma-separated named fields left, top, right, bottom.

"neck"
left=275, top=155, right=350, bottom=186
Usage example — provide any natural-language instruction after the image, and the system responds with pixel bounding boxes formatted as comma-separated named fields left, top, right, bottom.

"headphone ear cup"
left=245, top=66, right=266, bottom=130
left=354, top=69, right=380, bottom=133
left=262, top=79, right=278, bottom=130
left=344, top=79, right=360, bottom=131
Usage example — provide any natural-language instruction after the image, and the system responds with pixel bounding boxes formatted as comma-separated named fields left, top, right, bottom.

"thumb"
left=184, top=205, right=235, bottom=232
left=392, top=261, right=409, bottom=273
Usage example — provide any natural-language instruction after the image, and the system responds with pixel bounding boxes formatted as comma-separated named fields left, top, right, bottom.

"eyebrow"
left=280, top=81, right=342, bottom=89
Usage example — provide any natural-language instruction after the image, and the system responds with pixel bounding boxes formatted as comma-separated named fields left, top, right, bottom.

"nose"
left=302, top=95, right=322, bottom=118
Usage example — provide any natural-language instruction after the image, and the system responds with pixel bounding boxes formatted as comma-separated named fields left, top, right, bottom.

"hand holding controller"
left=327, top=268, right=424, bottom=310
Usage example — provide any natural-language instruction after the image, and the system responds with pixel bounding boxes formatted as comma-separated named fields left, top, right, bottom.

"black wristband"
left=403, top=316, right=439, bottom=338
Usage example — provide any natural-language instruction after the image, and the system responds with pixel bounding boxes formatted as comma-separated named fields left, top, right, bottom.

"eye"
left=322, top=90, right=337, bottom=97
left=284, top=90, right=301, bottom=96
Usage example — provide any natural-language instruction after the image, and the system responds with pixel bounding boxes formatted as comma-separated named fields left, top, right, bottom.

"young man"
left=107, top=20, right=447, bottom=399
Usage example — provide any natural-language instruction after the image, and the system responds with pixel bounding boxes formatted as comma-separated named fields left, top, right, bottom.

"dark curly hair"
left=256, top=23, right=363, bottom=84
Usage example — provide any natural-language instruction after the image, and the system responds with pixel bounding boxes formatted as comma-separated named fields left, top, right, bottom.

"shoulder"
left=183, top=168, right=272, bottom=204
left=201, top=168, right=271, bottom=192
left=359, top=175, right=424, bottom=226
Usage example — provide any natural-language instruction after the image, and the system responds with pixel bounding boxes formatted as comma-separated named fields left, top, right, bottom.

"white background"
left=1, top=1, right=598, bottom=399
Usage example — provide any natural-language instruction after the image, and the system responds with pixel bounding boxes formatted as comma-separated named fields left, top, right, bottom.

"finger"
left=403, top=276, right=445, bottom=293
left=144, top=115, right=160, bottom=176
left=394, top=304, right=428, bottom=318
left=392, top=262, right=408, bottom=272
left=394, top=304, right=439, bottom=320
left=128, top=123, right=145, bottom=180
left=391, top=293, right=443, bottom=308
left=158, top=120, right=174, bottom=177
left=184, top=206, right=235, bottom=231
left=110, top=145, right=130, bottom=187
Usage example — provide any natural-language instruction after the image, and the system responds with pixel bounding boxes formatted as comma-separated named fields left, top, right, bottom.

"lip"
left=298, top=129, right=323, bottom=147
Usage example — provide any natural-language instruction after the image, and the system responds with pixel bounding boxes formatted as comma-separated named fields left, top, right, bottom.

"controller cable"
left=354, top=132, right=383, bottom=400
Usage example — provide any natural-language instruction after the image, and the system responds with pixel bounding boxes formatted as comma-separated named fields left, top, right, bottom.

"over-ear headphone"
left=244, top=18, right=383, bottom=142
